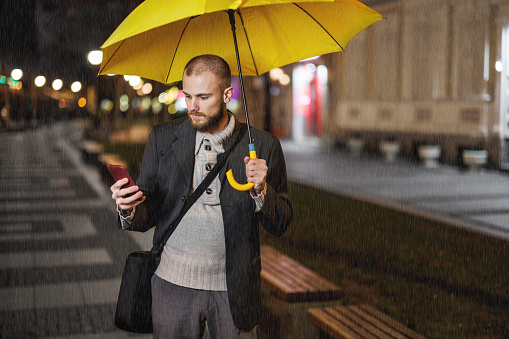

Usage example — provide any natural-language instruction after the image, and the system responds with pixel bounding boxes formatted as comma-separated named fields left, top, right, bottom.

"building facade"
left=248, top=0, right=509, bottom=170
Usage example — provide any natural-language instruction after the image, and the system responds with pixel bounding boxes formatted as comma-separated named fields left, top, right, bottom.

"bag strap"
left=153, top=123, right=247, bottom=254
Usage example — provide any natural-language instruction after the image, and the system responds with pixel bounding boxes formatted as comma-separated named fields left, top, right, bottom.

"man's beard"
left=188, top=108, right=225, bottom=133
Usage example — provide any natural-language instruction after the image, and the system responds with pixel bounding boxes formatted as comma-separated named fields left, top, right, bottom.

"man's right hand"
left=110, top=178, right=146, bottom=212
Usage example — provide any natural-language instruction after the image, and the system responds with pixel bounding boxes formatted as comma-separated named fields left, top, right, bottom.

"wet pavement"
left=0, top=119, right=508, bottom=337
left=0, top=120, right=152, bottom=338
left=282, top=139, right=509, bottom=241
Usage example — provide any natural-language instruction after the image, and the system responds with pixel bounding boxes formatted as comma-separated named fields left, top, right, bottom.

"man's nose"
left=189, top=98, right=199, bottom=111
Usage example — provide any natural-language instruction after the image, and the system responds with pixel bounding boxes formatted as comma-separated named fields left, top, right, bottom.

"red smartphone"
left=107, top=164, right=136, bottom=189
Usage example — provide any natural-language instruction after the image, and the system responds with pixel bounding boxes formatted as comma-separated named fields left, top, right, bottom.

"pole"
left=228, top=9, right=253, bottom=144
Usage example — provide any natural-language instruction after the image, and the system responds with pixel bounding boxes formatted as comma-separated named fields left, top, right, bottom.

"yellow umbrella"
left=99, top=0, right=383, bottom=190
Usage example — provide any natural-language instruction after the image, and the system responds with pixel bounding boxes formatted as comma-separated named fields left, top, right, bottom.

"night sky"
left=0, top=0, right=141, bottom=83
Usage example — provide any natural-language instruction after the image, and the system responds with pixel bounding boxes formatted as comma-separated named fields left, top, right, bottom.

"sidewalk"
left=281, top=139, right=509, bottom=241
left=0, top=120, right=152, bottom=338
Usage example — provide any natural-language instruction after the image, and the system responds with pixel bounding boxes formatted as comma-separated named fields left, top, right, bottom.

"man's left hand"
left=244, top=156, right=267, bottom=195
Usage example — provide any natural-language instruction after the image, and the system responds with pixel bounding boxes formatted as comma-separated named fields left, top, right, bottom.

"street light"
left=34, top=76, right=46, bottom=87
left=87, top=50, right=103, bottom=66
left=11, top=69, right=23, bottom=80
left=71, top=81, right=82, bottom=92
left=52, top=79, right=63, bottom=91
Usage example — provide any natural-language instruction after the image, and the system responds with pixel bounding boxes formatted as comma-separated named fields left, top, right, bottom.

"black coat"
left=122, top=117, right=292, bottom=331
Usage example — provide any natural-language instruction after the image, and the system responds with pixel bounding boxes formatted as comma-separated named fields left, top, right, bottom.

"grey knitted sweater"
left=154, top=116, right=235, bottom=291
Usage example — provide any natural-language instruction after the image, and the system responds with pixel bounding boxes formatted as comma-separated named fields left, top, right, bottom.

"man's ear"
left=223, top=86, right=234, bottom=104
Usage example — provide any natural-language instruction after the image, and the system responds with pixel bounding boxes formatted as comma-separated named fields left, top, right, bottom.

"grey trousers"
left=151, top=274, right=257, bottom=339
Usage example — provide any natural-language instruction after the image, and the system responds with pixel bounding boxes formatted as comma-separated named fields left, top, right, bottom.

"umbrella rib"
left=99, top=40, right=126, bottom=75
left=165, top=17, right=195, bottom=83
left=235, top=10, right=260, bottom=76
left=293, top=3, right=344, bottom=51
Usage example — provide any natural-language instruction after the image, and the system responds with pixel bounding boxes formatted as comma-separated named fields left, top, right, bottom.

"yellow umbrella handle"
left=226, top=143, right=256, bottom=191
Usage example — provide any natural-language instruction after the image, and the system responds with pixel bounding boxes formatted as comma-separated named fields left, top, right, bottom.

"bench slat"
left=262, top=256, right=338, bottom=292
left=261, top=246, right=340, bottom=291
left=308, top=305, right=426, bottom=339
left=260, top=246, right=341, bottom=302
left=357, top=305, right=426, bottom=339
left=309, top=307, right=365, bottom=339
left=329, top=307, right=392, bottom=339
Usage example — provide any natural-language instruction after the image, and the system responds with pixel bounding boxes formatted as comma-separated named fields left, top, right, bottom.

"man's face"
left=182, top=70, right=232, bottom=134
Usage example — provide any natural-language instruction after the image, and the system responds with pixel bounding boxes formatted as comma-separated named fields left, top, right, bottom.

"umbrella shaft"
left=228, top=10, right=253, bottom=144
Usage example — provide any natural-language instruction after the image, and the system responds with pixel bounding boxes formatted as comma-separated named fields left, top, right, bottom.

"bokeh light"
left=34, top=76, right=46, bottom=87
left=71, top=81, right=82, bottom=92
left=78, top=97, right=87, bottom=107
left=88, top=50, right=103, bottom=65
left=11, top=69, right=23, bottom=81
left=142, top=83, right=153, bottom=95
left=52, top=79, right=63, bottom=91
left=100, top=99, right=114, bottom=111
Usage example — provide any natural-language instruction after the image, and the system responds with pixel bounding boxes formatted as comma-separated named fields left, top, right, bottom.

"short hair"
left=183, top=54, right=231, bottom=91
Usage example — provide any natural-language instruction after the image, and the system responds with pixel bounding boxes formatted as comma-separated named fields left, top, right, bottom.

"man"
left=110, top=54, right=292, bottom=338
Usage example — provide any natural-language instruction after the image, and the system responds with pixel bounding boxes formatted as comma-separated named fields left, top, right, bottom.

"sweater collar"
left=194, top=114, right=235, bottom=155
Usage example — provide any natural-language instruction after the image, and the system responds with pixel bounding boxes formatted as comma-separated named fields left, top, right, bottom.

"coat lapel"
left=171, top=119, right=196, bottom=186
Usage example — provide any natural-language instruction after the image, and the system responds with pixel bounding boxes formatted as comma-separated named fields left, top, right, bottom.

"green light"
left=0, top=76, right=6, bottom=84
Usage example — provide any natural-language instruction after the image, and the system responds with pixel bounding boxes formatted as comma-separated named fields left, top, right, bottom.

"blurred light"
left=34, top=76, right=46, bottom=87
left=132, top=98, right=140, bottom=110
left=88, top=50, right=103, bottom=65
left=15, top=81, right=22, bottom=90
left=300, top=95, right=311, bottom=106
left=495, top=60, right=503, bottom=72
left=279, top=74, right=291, bottom=86
left=78, top=97, right=87, bottom=107
left=1, top=108, right=7, bottom=117
left=168, top=103, right=177, bottom=114
left=306, top=63, right=317, bottom=72
left=0, top=76, right=6, bottom=84
left=158, top=92, right=169, bottom=103
left=11, top=69, right=23, bottom=80
left=100, top=99, right=114, bottom=111
left=52, top=79, right=63, bottom=91
left=141, top=96, right=151, bottom=111
left=270, top=86, right=280, bottom=96
left=71, top=81, right=82, bottom=92
left=133, top=80, right=144, bottom=91
left=137, top=88, right=144, bottom=96
left=7, top=77, right=15, bottom=86
left=123, top=75, right=132, bottom=81
left=59, top=99, right=69, bottom=108
left=142, top=83, right=153, bottom=95
left=107, top=74, right=115, bottom=76
left=299, top=56, right=320, bottom=62
left=129, top=76, right=141, bottom=87
left=119, top=94, right=129, bottom=112
left=151, top=97, right=163, bottom=114
left=165, top=86, right=179, bottom=104
left=226, top=98, right=239, bottom=112
left=269, top=68, right=284, bottom=81
left=175, top=97, right=186, bottom=111
left=119, top=94, right=129, bottom=105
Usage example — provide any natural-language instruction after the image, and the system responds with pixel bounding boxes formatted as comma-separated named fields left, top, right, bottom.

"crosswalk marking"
left=0, top=279, right=121, bottom=311
left=1, top=214, right=96, bottom=241
left=0, top=248, right=112, bottom=269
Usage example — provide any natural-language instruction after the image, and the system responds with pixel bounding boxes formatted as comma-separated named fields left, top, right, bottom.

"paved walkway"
left=1, top=119, right=508, bottom=337
left=281, top=139, right=509, bottom=241
left=0, top=120, right=152, bottom=338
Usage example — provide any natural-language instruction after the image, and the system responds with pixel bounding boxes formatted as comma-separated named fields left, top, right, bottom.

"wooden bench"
left=259, top=245, right=342, bottom=339
left=308, top=305, right=426, bottom=339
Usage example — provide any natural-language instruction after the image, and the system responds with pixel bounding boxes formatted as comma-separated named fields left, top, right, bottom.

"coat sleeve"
left=118, top=126, right=162, bottom=232
left=256, top=137, right=292, bottom=237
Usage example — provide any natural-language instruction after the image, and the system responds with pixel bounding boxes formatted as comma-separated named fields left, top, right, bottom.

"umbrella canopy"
left=99, top=0, right=383, bottom=84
